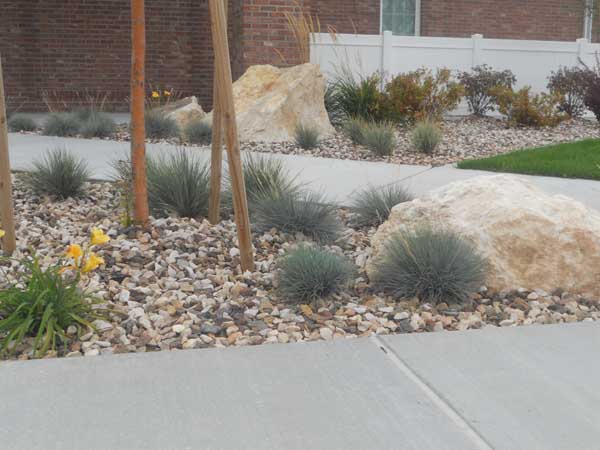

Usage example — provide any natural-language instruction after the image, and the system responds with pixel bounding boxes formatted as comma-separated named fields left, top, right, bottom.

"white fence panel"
left=310, top=32, right=600, bottom=93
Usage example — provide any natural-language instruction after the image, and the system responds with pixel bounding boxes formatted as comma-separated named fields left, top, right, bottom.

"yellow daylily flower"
left=164, top=90, right=171, bottom=97
left=90, top=228, right=110, bottom=246
left=82, top=253, right=105, bottom=273
left=0, top=229, right=5, bottom=238
left=65, top=244, right=83, bottom=260
left=151, top=91, right=160, bottom=98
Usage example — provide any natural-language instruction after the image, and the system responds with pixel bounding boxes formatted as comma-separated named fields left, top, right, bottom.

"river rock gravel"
left=2, top=177, right=599, bottom=360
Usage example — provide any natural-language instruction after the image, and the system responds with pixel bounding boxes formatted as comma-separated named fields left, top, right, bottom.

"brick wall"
left=1, top=0, right=215, bottom=112
left=421, top=0, right=591, bottom=42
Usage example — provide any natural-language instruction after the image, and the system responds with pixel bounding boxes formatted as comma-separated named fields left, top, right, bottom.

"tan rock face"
left=157, top=96, right=206, bottom=128
left=208, top=63, right=335, bottom=142
left=368, top=175, right=600, bottom=295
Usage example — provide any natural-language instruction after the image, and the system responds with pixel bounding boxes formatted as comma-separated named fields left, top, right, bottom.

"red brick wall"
left=421, top=0, right=590, bottom=42
left=1, top=0, right=215, bottom=112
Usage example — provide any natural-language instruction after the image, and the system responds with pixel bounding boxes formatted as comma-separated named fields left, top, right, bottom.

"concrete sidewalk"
left=1, top=322, right=599, bottom=450
left=8, top=133, right=600, bottom=209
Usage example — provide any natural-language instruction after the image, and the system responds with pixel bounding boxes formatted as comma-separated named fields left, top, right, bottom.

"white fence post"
left=381, top=30, right=393, bottom=84
left=471, top=34, right=483, bottom=67
left=576, top=37, right=588, bottom=64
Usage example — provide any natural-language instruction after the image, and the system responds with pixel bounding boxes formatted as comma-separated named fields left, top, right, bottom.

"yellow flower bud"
left=90, top=228, right=110, bottom=246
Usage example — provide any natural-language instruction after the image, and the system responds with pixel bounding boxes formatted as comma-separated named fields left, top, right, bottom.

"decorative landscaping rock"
left=157, top=96, right=206, bottom=128
left=207, top=63, right=335, bottom=142
left=368, top=175, right=600, bottom=295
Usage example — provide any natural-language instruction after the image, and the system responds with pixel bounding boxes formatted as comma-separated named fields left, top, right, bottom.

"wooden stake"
left=0, top=56, right=16, bottom=255
left=130, top=0, right=150, bottom=225
left=208, top=0, right=227, bottom=225
left=209, top=0, right=254, bottom=271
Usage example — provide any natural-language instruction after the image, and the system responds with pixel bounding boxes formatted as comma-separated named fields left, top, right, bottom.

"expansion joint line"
left=371, top=335, right=496, bottom=450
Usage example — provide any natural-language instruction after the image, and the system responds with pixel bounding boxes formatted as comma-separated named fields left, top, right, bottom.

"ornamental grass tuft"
left=276, top=245, right=355, bottom=304
left=371, top=226, right=488, bottom=304
left=23, top=146, right=91, bottom=199
left=350, top=184, right=413, bottom=227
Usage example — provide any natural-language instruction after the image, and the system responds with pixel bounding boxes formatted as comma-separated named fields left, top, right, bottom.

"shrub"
left=0, top=257, right=103, bottom=357
left=184, top=120, right=212, bottom=145
left=144, top=111, right=180, bottom=140
left=294, top=123, right=320, bottom=149
left=253, top=191, right=342, bottom=242
left=580, top=56, right=600, bottom=122
left=234, top=154, right=301, bottom=207
left=411, top=119, right=442, bottom=154
left=458, top=65, right=516, bottom=115
left=490, top=86, right=567, bottom=128
left=7, top=114, right=37, bottom=132
left=24, top=147, right=90, bottom=199
left=80, top=112, right=117, bottom=138
left=380, top=68, right=463, bottom=123
left=42, top=112, right=82, bottom=137
left=327, top=69, right=382, bottom=121
left=371, top=227, right=488, bottom=304
left=276, top=245, right=355, bottom=304
left=342, top=116, right=368, bottom=145
left=362, top=121, right=396, bottom=157
left=146, top=149, right=210, bottom=218
left=547, top=66, right=589, bottom=118
left=350, top=184, right=413, bottom=227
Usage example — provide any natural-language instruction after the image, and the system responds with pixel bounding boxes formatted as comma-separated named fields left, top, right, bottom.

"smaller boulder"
left=156, top=96, right=206, bottom=128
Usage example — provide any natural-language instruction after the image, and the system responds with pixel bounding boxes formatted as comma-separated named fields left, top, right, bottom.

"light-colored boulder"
left=368, top=175, right=600, bottom=295
left=157, top=96, right=206, bottom=128
left=207, top=63, right=335, bottom=142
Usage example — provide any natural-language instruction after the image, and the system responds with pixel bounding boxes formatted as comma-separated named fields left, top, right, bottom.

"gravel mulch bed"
left=3, top=178, right=599, bottom=360
left=243, top=117, right=600, bottom=166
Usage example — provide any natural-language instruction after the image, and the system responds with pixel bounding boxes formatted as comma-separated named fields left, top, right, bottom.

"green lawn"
left=457, top=139, right=600, bottom=181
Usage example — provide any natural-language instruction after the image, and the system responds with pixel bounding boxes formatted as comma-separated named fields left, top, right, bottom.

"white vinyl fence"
left=310, top=32, right=600, bottom=93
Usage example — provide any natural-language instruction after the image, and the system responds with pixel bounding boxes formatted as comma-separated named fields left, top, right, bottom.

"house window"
left=381, top=0, right=419, bottom=36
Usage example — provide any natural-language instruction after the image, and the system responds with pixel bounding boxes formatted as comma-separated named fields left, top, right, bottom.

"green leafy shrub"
left=253, top=191, right=341, bottom=242
left=144, top=111, right=180, bottom=140
left=184, top=120, right=212, bottom=145
left=371, top=227, right=488, bottom=304
left=380, top=68, right=463, bottom=123
left=458, top=65, right=516, bottom=115
left=146, top=149, right=210, bottom=218
left=342, top=116, right=368, bottom=145
left=350, top=184, right=413, bottom=227
left=411, top=120, right=443, bottom=154
left=24, top=147, right=90, bottom=199
left=294, top=123, right=320, bottom=149
left=0, top=257, right=103, bottom=357
left=42, top=112, right=82, bottom=137
left=363, top=121, right=396, bottom=157
left=327, top=69, right=382, bottom=121
left=547, top=66, right=589, bottom=118
left=80, top=112, right=117, bottom=138
left=238, top=154, right=301, bottom=205
left=491, top=86, right=567, bottom=128
left=276, top=245, right=355, bottom=304
left=7, top=114, right=37, bottom=132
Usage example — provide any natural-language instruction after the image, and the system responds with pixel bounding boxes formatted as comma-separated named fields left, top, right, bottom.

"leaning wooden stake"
left=209, top=0, right=254, bottom=271
left=208, top=1, right=227, bottom=225
left=130, top=0, right=150, bottom=225
left=0, top=56, right=16, bottom=255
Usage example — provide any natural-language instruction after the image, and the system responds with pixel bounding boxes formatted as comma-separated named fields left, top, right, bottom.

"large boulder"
left=207, top=63, right=335, bottom=142
left=368, top=175, right=600, bottom=295
left=157, top=96, right=206, bottom=128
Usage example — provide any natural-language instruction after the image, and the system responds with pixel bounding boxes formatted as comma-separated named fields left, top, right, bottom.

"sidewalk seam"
left=371, top=335, right=496, bottom=450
